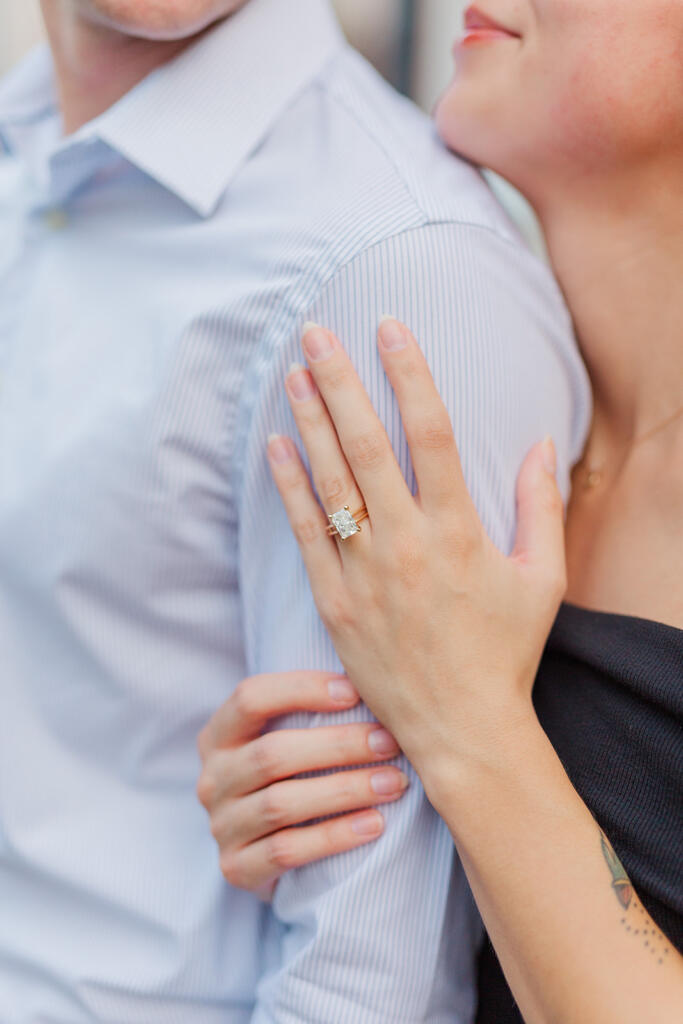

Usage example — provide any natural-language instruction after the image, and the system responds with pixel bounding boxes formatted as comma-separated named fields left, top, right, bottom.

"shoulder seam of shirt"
left=312, top=51, right=518, bottom=245
left=313, top=67, right=428, bottom=226
left=228, top=216, right=559, bottom=517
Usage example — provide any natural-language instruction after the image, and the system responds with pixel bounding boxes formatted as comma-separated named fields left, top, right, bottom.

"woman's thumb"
left=512, top=438, right=567, bottom=592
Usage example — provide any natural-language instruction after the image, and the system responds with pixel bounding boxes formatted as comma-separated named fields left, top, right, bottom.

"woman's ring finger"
left=285, top=362, right=369, bottom=551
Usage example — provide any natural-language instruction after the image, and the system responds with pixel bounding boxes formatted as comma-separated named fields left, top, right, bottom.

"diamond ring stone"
left=326, top=504, right=370, bottom=540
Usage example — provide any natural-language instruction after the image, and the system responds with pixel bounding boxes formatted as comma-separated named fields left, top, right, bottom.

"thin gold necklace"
left=577, top=404, right=683, bottom=491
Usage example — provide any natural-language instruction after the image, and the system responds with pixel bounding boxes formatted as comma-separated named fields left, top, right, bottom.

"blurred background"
left=0, top=0, right=539, bottom=246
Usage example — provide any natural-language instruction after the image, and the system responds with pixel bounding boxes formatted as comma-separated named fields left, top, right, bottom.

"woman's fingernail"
left=378, top=316, right=408, bottom=351
left=327, top=678, right=358, bottom=703
left=368, top=728, right=399, bottom=756
left=351, top=810, right=384, bottom=836
left=370, top=768, right=409, bottom=796
left=287, top=362, right=316, bottom=401
left=542, top=435, right=557, bottom=477
left=302, top=325, right=334, bottom=362
left=268, top=433, right=293, bottom=464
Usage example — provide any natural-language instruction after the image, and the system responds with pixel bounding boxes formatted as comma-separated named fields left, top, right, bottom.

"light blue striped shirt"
left=0, top=0, right=591, bottom=1020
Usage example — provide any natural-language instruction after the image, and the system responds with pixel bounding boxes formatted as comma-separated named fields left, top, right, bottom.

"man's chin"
left=80, top=1, right=241, bottom=42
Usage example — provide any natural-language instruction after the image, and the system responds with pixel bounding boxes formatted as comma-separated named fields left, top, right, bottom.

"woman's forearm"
left=422, top=708, right=683, bottom=1024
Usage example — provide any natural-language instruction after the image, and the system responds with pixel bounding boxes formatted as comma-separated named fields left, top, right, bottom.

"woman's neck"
left=538, top=165, right=683, bottom=450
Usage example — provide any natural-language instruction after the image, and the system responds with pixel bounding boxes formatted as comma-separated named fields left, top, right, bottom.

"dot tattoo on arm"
left=598, top=827, right=673, bottom=966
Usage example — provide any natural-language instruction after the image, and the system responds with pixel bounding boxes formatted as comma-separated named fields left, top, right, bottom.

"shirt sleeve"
left=236, top=222, right=591, bottom=1024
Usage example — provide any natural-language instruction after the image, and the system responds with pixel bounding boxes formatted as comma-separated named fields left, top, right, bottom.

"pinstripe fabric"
left=0, top=1, right=591, bottom=1021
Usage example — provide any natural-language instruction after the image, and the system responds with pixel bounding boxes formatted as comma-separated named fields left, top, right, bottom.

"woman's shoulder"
left=547, top=602, right=683, bottom=710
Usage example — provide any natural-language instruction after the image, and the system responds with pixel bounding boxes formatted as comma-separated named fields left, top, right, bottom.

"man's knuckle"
left=332, top=773, right=358, bottom=806
left=266, top=832, right=298, bottom=873
left=321, top=817, right=347, bottom=857
left=209, top=813, right=224, bottom=841
left=328, top=727, right=357, bottom=765
left=196, top=725, right=211, bottom=760
left=219, top=851, right=244, bottom=888
left=196, top=771, right=216, bottom=808
left=250, top=735, right=283, bottom=784
left=260, top=787, right=288, bottom=832
left=232, top=679, right=261, bottom=724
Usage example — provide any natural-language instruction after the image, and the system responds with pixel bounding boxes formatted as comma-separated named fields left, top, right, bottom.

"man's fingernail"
left=368, top=728, right=399, bottom=755
left=370, top=768, right=410, bottom=796
left=542, top=435, right=557, bottom=477
left=268, top=434, right=293, bottom=464
left=302, top=324, right=334, bottom=361
left=287, top=363, right=316, bottom=401
left=327, top=678, right=358, bottom=703
left=351, top=810, right=384, bottom=836
left=378, top=316, right=408, bottom=351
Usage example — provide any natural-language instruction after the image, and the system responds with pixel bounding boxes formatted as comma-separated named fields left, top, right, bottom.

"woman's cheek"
left=543, top=12, right=683, bottom=166
left=549, top=67, right=671, bottom=172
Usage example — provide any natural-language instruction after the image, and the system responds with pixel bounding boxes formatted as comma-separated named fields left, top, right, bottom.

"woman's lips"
left=456, top=5, right=521, bottom=48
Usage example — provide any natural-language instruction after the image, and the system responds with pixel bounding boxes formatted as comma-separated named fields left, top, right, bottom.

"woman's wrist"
left=413, top=689, right=544, bottom=825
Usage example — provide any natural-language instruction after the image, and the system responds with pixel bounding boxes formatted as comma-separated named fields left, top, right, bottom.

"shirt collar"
left=0, top=45, right=59, bottom=160
left=0, top=45, right=55, bottom=123
left=0, top=0, right=344, bottom=216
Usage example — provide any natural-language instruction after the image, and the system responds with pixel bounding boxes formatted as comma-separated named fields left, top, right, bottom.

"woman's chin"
left=433, top=88, right=538, bottom=201
left=434, top=91, right=493, bottom=170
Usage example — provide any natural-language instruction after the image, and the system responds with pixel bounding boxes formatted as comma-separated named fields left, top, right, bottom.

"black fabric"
left=475, top=602, right=683, bottom=1024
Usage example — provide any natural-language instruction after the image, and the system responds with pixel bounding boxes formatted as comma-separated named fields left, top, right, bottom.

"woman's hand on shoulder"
left=266, top=319, right=568, bottom=795
left=196, top=671, right=408, bottom=898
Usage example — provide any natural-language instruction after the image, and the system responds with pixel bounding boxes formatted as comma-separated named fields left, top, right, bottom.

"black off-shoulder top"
left=476, top=603, right=683, bottom=1024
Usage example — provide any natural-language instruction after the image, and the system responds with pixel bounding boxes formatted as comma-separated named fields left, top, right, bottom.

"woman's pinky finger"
left=221, top=809, right=385, bottom=893
left=267, top=433, right=341, bottom=591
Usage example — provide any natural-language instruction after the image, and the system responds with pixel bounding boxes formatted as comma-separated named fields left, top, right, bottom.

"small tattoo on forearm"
left=599, top=829, right=632, bottom=908
left=599, top=828, right=672, bottom=964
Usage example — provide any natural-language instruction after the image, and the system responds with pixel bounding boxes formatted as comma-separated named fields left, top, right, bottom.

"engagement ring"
left=326, top=504, right=369, bottom=540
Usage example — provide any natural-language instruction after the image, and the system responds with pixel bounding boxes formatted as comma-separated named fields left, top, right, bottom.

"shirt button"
left=43, top=208, right=69, bottom=231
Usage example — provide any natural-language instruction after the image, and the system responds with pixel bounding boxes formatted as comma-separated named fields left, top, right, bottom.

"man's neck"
left=40, top=2, right=197, bottom=134
left=538, top=163, right=683, bottom=449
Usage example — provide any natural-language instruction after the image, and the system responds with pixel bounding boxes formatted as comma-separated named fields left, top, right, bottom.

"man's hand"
left=196, top=672, right=408, bottom=897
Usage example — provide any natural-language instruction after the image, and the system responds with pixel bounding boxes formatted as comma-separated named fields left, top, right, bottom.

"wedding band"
left=326, top=504, right=369, bottom=540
